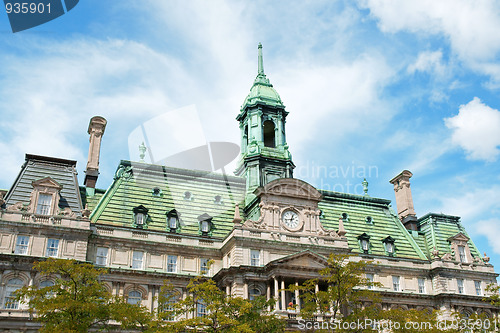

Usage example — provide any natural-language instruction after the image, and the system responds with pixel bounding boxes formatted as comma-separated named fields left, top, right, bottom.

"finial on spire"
left=258, top=43, right=264, bottom=75
left=362, top=178, right=369, bottom=196
left=139, top=142, right=147, bottom=162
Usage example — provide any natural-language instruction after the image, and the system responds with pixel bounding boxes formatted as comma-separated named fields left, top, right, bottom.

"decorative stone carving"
left=483, top=252, right=490, bottom=263
left=7, top=202, right=28, bottom=211
left=58, top=207, right=76, bottom=218
left=81, top=204, right=91, bottom=218
left=441, top=253, right=453, bottom=261
left=432, top=246, right=440, bottom=259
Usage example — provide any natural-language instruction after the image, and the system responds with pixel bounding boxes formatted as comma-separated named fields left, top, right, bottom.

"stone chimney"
left=389, top=170, right=418, bottom=231
left=84, top=116, right=107, bottom=188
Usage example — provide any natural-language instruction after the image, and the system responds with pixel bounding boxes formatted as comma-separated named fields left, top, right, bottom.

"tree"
left=289, top=253, right=380, bottom=321
left=151, top=276, right=286, bottom=333
left=14, top=258, right=151, bottom=333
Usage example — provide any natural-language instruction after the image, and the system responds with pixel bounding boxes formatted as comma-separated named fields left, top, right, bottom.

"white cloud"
left=408, top=50, right=445, bottom=76
left=445, top=97, right=500, bottom=161
left=359, top=0, right=500, bottom=84
left=475, top=219, right=500, bottom=255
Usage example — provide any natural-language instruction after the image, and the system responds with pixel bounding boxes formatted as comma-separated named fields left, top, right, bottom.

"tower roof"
left=241, top=43, right=284, bottom=110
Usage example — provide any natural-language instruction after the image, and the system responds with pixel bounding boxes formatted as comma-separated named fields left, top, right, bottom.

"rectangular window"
left=418, top=278, right=426, bottom=294
left=457, top=279, right=464, bottom=294
left=167, top=255, right=177, bottom=273
left=392, top=276, right=400, bottom=291
left=45, top=239, right=59, bottom=257
left=15, top=235, right=29, bottom=255
left=96, top=247, right=108, bottom=266
left=197, top=301, right=207, bottom=317
left=474, top=281, right=482, bottom=296
left=36, top=193, right=52, bottom=215
left=132, top=251, right=144, bottom=269
left=366, top=273, right=374, bottom=290
left=250, top=250, right=260, bottom=266
left=458, top=246, right=467, bottom=263
left=200, top=258, right=209, bottom=275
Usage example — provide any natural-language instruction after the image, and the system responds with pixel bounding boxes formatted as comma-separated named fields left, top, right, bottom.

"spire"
left=258, top=43, right=264, bottom=75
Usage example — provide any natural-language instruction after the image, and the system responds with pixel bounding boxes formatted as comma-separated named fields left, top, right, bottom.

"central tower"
left=236, top=43, right=295, bottom=205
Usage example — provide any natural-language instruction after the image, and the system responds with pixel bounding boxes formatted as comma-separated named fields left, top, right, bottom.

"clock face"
left=282, top=210, right=299, bottom=230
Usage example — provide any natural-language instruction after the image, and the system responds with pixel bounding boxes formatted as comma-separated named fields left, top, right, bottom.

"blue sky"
left=1, top=1, right=500, bottom=270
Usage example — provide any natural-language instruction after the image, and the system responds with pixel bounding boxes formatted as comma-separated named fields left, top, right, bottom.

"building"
left=0, top=44, right=497, bottom=331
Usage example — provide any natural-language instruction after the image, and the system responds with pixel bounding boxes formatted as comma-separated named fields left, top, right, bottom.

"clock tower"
left=236, top=43, right=295, bottom=205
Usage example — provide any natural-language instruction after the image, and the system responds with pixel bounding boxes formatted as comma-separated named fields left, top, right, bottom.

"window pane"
left=132, top=251, right=144, bottom=269
left=96, top=247, right=108, bottom=266
left=167, top=255, right=177, bottom=273
left=46, top=239, right=59, bottom=257
left=458, top=246, right=467, bottom=263
left=200, top=258, right=209, bottom=274
left=418, top=278, right=425, bottom=293
left=366, top=273, right=374, bottom=290
left=4, top=278, right=23, bottom=309
left=250, top=250, right=260, bottom=266
left=36, top=194, right=52, bottom=215
left=457, top=279, right=464, bottom=294
left=197, top=301, right=207, bottom=317
left=128, top=290, right=142, bottom=305
left=15, top=235, right=29, bottom=255
left=392, top=276, right=400, bottom=291
left=249, top=288, right=261, bottom=301
left=475, top=281, right=482, bottom=296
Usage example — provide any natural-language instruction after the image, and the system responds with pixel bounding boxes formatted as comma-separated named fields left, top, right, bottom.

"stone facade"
left=0, top=45, right=497, bottom=331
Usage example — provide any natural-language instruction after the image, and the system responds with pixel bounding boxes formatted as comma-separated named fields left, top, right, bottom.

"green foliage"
left=289, top=253, right=381, bottom=323
left=14, top=258, right=151, bottom=332
left=151, top=276, right=286, bottom=333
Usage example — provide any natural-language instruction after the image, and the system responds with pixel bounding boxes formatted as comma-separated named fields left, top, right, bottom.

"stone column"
left=281, top=280, right=286, bottom=311
left=295, top=281, right=300, bottom=312
left=274, top=277, right=279, bottom=310
left=243, top=281, right=248, bottom=299
left=226, top=285, right=231, bottom=296
left=267, top=282, right=271, bottom=311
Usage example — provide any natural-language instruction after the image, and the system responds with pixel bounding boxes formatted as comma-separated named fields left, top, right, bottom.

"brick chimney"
left=84, top=116, right=107, bottom=188
left=389, top=170, right=418, bottom=231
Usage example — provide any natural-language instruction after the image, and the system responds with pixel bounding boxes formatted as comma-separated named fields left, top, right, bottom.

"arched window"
left=249, top=288, right=261, bottom=301
left=39, top=280, right=55, bottom=298
left=3, top=278, right=24, bottom=309
left=263, top=120, right=275, bottom=148
left=127, top=290, right=142, bottom=305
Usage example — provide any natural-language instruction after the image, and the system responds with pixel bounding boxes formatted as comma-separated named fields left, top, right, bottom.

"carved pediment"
left=447, top=232, right=469, bottom=243
left=270, top=250, right=328, bottom=270
left=31, top=177, right=62, bottom=190
left=255, top=178, right=322, bottom=201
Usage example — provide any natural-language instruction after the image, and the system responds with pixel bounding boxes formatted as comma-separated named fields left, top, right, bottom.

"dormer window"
left=358, top=233, right=370, bottom=254
left=198, top=213, right=213, bottom=236
left=383, top=236, right=396, bottom=256
left=167, top=209, right=179, bottom=232
left=448, top=233, right=472, bottom=263
left=366, top=216, right=373, bottom=224
left=458, top=246, right=467, bottom=263
left=342, top=213, right=349, bottom=220
left=36, top=194, right=52, bottom=215
left=29, top=177, right=62, bottom=216
left=133, top=205, right=149, bottom=229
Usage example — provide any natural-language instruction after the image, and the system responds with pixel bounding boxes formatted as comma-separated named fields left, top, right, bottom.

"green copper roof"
left=418, top=213, right=482, bottom=259
left=241, top=43, right=284, bottom=110
left=90, top=161, right=246, bottom=238
left=318, top=190, right=427, bottom=260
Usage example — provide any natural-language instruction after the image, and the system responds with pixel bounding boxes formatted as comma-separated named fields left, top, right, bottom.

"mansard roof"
left=89, top=160, right=246, bottom=238
left=4, top=154, right=82, bottom=214
left=318, top=189, right=428, bottom=260
left=418, top=213, right=481, bottom=260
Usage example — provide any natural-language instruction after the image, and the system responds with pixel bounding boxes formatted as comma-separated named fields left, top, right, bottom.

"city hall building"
left=0, top=44, right=497, bottom=330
